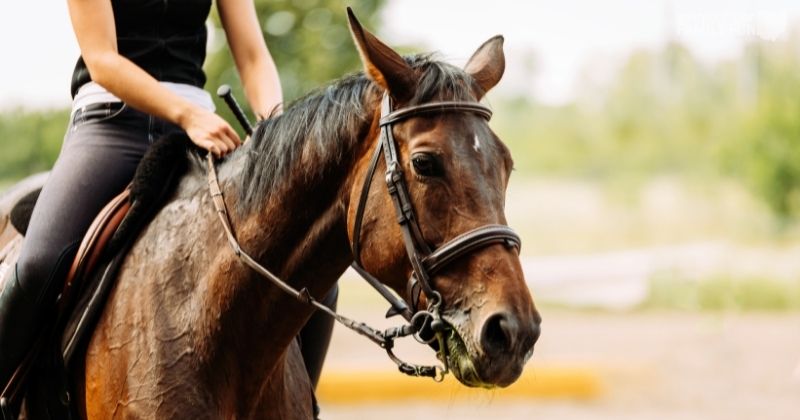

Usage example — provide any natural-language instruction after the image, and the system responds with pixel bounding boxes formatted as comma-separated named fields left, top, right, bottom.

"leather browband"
left=379, top=101, right=492, bottom=126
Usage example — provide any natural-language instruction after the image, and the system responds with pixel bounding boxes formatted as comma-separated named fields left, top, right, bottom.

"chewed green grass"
left=442, top=325, right=494, bottom=389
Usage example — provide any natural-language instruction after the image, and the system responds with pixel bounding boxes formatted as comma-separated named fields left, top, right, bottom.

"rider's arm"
left=67, top=0, right=240, bottom=156
left=218, top=0, right=284, bottom=119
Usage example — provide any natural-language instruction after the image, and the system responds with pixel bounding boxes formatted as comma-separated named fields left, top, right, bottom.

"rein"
left=204, top=92, right=521, bottom=381
left=206, top=153, right=444, bottom=381
left=205, top=153, right=438, bottom=378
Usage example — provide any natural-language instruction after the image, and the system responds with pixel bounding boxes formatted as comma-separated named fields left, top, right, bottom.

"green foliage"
left=205, top=0, right=385, bottom=134
left=0, top=109, right=70, bottom=182
left=494, top=29, right=800, bottom=221
left=494, top=43, right=738, bottom=181
left=0, top=2, right=386, bottom=183
left=732, top=41, right=800, bottom=218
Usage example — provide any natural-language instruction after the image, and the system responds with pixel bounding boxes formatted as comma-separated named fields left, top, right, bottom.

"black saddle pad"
left=9, top=189, right=40, bottom=236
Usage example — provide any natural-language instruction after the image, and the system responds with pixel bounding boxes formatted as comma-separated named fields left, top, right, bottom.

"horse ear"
left=464, top=35, right=505, bottom=99
left=347, top=7, right=416, bottom=101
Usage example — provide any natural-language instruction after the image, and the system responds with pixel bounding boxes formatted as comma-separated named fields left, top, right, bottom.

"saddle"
left=0, top=133, right=194, bottom=419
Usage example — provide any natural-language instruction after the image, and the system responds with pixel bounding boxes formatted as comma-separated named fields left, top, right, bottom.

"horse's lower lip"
left=442, top=325, right=494, bottom=389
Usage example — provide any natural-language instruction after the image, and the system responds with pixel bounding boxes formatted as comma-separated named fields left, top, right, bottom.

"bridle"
left=205, top=92, right=521, bottom=381
left=350, top=92, right=522, bottom=348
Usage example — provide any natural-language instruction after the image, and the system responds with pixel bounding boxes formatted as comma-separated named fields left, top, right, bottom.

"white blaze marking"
left=473, top=134, right=481, bottom=152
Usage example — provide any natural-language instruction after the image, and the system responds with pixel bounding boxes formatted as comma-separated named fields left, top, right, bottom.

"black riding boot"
left=0, top=265, right=40, bottom=391
left=299, top=284, right=338, bottom=388
left=298, top=284, right=338, bottom=419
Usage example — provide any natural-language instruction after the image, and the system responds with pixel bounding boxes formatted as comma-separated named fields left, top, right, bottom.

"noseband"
left=205, top=92, right=521, bottom=381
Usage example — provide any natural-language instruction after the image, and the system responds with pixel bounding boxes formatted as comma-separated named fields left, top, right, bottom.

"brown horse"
left=2, top=10, right=540, bottom=419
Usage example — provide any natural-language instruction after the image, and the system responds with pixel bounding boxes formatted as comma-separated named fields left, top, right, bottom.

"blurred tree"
left=205, top=0, right=386, bottom=133
left=494, top=43, right=733, bottom=181
left=0, top=109, right=69, bottom=181
left=733, top=35, right=800, bottom=218
left=1, top=1, right=386, bottom=184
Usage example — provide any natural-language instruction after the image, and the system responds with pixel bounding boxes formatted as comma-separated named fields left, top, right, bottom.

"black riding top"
left=70, top=0, right=212, bottom=97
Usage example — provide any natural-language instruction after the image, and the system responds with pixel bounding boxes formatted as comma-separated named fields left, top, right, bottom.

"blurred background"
left=2, top=0, right=800, bottom=418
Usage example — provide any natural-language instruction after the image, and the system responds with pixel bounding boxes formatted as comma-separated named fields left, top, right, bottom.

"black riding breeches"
left=15, top=103, right=180, bottom=305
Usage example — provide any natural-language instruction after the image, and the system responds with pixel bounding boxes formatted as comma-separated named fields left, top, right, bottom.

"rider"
left=0, top=0, right=335, bottom=394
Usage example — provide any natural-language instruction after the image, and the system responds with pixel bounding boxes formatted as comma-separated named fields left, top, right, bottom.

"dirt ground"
left=319, top=308, right=800, bottom=419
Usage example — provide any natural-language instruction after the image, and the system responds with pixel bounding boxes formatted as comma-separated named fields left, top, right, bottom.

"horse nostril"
left=481, top=312, right=517, bottom=355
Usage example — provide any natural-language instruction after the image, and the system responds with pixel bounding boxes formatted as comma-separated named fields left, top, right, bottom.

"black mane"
left=236, top=53, right=478, bottom=213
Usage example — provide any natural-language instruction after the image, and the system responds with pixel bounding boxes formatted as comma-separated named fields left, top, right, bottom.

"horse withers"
left=0, top=9, right=540, bottom=419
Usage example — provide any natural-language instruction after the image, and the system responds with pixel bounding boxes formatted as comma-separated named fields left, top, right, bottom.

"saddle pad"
left=8, top=189, right=40, bottom=237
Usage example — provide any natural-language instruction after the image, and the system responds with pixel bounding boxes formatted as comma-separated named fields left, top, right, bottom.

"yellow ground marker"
left=317, top=367, right=601, bottom=404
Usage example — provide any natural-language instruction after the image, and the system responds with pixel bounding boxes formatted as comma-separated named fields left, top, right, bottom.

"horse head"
left=346, top=9, right=541, bottom=388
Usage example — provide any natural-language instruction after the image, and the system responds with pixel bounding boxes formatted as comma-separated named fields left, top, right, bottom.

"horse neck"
left=200, top=97, right=379, bottom=403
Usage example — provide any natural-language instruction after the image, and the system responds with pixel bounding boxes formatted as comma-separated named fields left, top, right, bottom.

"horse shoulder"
left=84, top=185, right=223, bottom=417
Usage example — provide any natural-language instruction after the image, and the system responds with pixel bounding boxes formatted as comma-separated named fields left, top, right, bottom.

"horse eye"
left=411, top=153, right=442, bottom=177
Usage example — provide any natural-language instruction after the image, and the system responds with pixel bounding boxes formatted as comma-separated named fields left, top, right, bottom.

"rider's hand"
left=180, top=107, right=242, bottom=158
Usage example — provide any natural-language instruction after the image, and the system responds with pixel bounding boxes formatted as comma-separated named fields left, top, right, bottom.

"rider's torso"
left=70, top=0, right=213, bottom=97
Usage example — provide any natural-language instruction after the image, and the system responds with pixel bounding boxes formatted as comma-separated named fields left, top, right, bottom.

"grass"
left=641, top=275, right=800, bottom=312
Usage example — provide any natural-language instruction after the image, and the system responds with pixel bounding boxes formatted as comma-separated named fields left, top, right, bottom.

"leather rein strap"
left=206, top=154, right=435, bottom=379
left=205, top=92, right=521, bottom=381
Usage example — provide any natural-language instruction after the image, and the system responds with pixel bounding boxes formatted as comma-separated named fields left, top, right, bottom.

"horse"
left=1, top=9, right=541, bottom=419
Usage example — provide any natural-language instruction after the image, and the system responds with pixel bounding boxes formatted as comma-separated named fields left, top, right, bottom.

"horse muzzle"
left=443, top=308, right=541, bottom=388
